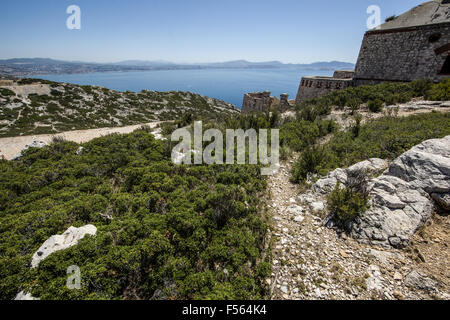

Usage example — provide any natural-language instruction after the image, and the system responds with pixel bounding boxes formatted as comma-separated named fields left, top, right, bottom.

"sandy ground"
left=0, top=122, right=163, bottom=160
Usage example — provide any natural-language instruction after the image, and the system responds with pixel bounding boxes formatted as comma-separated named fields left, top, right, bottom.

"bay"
left=35, top=68, right=333, bottom=108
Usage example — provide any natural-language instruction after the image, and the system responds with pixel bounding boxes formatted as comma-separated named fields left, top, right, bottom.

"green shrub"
left=279, top=146, right=292, bottom=161
left=368, top=99, right=384, bottom=113
left=426, top=79, right=450, bottom=101
left=351, top=113, right=362, bottom=138
left=0, top=88, right=15, bottom=97
left=291, top=146, right=327, bottom=183
left=280, top=119, right=335, bottom=152
left=411, top=79, right=432, bottom=97
left=327, top=182, right=369, bottom=223
left=347, top=98, right=362, bottom=114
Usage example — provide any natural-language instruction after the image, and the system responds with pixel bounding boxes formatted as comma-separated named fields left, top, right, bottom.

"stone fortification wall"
left=354, top=22, right=450, bottom=85
left=333, top=70, right=354, bottom=79
left=295, top=76, right=353, bottom=103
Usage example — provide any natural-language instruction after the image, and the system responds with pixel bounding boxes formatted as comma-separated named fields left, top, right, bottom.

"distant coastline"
left=29, top=68, right=336, bottom=107
left=0, top=58, right=355, bottom=77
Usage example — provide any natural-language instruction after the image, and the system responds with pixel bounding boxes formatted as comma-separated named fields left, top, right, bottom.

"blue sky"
left=0, top=0, right=425, bottom=64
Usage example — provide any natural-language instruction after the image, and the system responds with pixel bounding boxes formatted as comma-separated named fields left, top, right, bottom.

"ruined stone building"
left=241, top=92, right=273, bottom=113
left=241, top=91, right=293, bottom=113
left=293, top=0, right=450, bottom=105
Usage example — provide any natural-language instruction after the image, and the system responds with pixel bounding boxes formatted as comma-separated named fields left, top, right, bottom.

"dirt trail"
left=0, top=122, right=163, bottom=160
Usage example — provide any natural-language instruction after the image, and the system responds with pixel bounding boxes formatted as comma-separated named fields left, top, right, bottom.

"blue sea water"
left=35, top=68, right=333, bottom=108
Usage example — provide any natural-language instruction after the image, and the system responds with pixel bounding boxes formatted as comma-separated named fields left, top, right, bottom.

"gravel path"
left=0, top=122, right=163, bottom=160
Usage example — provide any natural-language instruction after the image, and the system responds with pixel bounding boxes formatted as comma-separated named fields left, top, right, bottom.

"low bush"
left=290, top=112, right=450, bottom=184
left=425, top=78, right=450, bottom=101
left=291, top=146, right=327, bottom=183
left=328, top=170, right=369, bottom=224
left=368, top=99, right=384, bottom=113
left=0, top=88, right=15, bottom=97
left=327, top=183, right=369, bottom=223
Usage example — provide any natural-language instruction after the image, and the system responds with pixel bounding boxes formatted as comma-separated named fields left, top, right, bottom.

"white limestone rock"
left=352, top=136, right=450, bottom=248
left=313, top=158, right=389, bottom=194
left=31, top=225, right=97, bottom=268
left=404, top=270, right=437, bottom=293
left=12, top=140, right=47, bottom=160
left=14, top=291, right=39, bottom=300
left=387, top=135, right=450, bottom=194
left=310, top=201, right=325, bottom=213
left=366, top=265, right=384, bottom=291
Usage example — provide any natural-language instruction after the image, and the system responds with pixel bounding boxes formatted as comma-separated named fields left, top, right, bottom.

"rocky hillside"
left=0, top=78, right=239, bottom=137
left=270, top=130, right=450, bottom=300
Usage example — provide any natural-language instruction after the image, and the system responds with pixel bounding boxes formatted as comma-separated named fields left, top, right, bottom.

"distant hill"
left=0, top=58, right=355, bottom=76
left=0, top=78, right=238, bottom=137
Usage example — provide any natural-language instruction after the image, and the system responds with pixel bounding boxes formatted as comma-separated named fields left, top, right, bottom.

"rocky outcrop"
left=31, top=225, right=97, bottom=268
left=352, top=175, right=434, bottom=248
left=313, top=158, right=389, bottom=194
left=404, top=270, right=437, bottom=294
left=311, top=136, right=450, bottom=248
left=387, top=135, right=450, bottom=194
left=351, top=136, right=450, bottom=248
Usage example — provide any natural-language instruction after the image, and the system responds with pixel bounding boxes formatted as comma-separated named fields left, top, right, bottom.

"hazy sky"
left=0, top=0, right=425, bottom=64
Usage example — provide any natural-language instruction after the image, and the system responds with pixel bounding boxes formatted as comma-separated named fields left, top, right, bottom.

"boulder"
left=387, top=136, right=450, bottom=194
left=31, top=225, right=97, bottom=268
left=14, top=291, right=39, bottom=301
left=313, top=158, right=389, bottom=194
left=404, top=270, right=437, bottom=293
left=351, top=136, right=450, bottom=248
left=431, top=193, right=450, bottom=211
left=310, top=201, right=325, bottom=213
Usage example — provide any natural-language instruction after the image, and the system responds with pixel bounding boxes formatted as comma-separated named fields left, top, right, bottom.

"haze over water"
left=35, top=68, right=333, bottom=108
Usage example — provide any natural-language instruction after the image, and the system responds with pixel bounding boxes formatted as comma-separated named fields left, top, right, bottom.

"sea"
left=34, top=68, right=333, bottom=109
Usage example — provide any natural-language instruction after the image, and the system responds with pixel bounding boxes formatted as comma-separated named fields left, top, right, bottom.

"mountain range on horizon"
left=0, top=58, right=355, bottom=77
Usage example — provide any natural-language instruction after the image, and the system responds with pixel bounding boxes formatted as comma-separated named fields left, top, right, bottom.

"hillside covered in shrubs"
left=291, top=112, right=450, bottom=184
left=0, top=129, right=270, bottom=300
left=295, top=79, right=450, bottom=120
left=0, top=78, right=239, bottom=137
left=0, top=77, right=449, bottom=300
